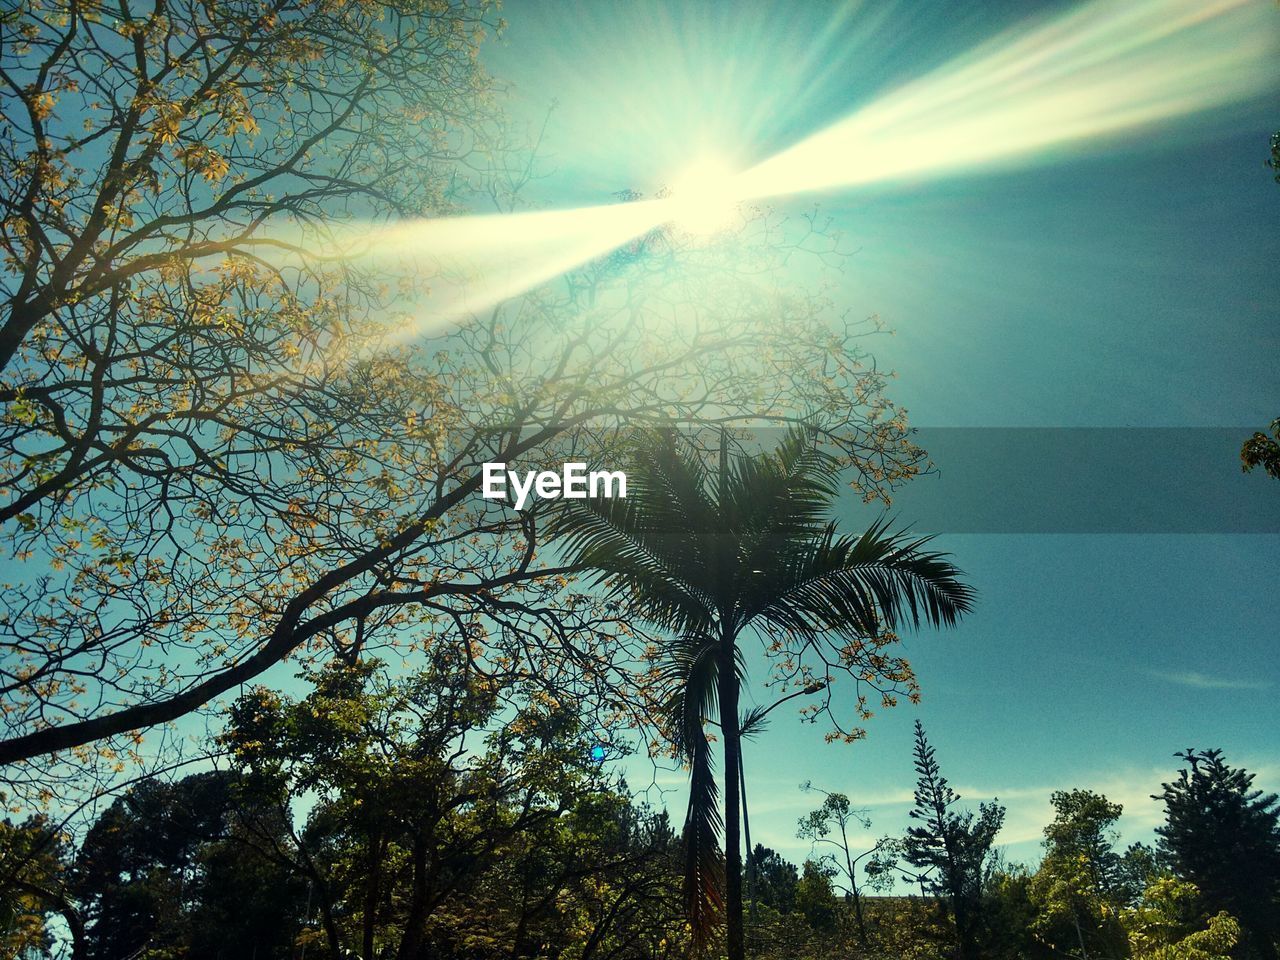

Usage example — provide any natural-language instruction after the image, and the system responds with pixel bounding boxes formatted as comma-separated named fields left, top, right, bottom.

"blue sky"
left=484, top=0, right=1280, bottom=874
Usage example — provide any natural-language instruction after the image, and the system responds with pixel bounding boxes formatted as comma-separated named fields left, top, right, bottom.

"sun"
left=665, top=155, right=744, bottom=236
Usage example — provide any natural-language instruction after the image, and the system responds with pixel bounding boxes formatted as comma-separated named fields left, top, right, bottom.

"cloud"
left=975, top=773, right=1168, bottom=847
left=719, top=756, right=1280, bottom=892
left=1149, top=670, right=1271, bottom=691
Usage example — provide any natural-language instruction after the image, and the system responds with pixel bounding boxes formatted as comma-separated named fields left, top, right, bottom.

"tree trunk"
left=719, top=643, right=745, bottom=960
left=954, top=895, right=972, bottom=960
left=851, top=886, right=868, bottom=945
left=840, top=823, right=868, bottom=945
left=363, top=833, right=385, bottom=960
left=739, top=753, right=756, bottom=929
left=397, top=835, right=430, bottom=960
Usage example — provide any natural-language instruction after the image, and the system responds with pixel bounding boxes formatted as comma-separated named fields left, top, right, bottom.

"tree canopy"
left=1, top=0, right=926, bottom=808
left=1155, top=749, right=1280, bottom=960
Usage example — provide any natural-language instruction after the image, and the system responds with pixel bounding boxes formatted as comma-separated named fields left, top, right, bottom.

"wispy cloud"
left=1149, top=670, right=1271, bottom=691
left=702, top=757, right=1280, bottom=888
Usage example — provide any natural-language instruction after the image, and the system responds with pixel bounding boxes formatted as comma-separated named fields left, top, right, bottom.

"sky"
left=479, top=0, right=1280, bottom=875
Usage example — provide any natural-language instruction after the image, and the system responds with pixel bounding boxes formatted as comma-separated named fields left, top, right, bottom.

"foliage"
left=0, top=0, right=498, bottom=771
left=1126, top=877, right=1240, bottom=960
left=749, top=844, right=800, bottom=915
left=16, top=655, right=684, bottom=959
left=5, top=734, right=1278, bottom=960
left=903, top=720, right=1004, bottom=960
left=980, top=863, right=1041, bottom=960
left=2, top=0, right=926, bottom=815
left=797, top=783, right=896, bottom=944
left=1241, top=419, right=1280, bottom=480
left=0, top=815, right=75, bottom=958
left=1025, top=790, right=1166, bottom=960
left=70, top=770, right=302, bottom=960
left=221, top=650, right=685, bottom=958
left=1155, top=749, right=1280, bottom=960
left=1040, top=791, right=1127, bottom=898
left=795, top=859, right=840, bottom=933
left=552, top=427, right=973, bottom=958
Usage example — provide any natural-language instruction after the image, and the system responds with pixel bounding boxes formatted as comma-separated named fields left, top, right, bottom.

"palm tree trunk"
left=719, top=644, right=745, bottom=960
left=716, top=425, right=747, bottom=960
left=740, top=752, right=756, bottom=928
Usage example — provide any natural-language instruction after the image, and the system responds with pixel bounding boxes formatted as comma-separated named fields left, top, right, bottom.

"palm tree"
left=552, top=427, right=974, bottom=959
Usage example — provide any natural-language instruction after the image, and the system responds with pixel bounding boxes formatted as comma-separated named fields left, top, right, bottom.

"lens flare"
left=666, top=156, right=745, bottom=235
left=307, top=200, right=667, bottom=335
left=288, top=0, right=1276, bottom=336
left=734, top=0, right=1274, bottom=199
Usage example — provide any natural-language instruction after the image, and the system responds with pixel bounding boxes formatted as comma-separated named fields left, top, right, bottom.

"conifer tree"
left=904, top=721, right=1005, bottom=960
left=1155, top=749, right=1280, bottom=960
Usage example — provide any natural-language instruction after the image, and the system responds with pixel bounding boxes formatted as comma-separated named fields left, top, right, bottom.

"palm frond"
left=683, top=728, right=724, bottom=949
left=738, top=705, right=772, bottom=741
left=654, top=630, right=727, bottom=951
left=755, top=517, right=975, bottom=638
left=549, top=430, right=720, bottom=634
left=659, top=633, right=721, bottom=759
left=730, top=428, right=844, bottom=588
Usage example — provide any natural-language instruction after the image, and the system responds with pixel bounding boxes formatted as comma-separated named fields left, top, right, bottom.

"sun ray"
left=734, top=0, right=1274, bottom=199
left=293, top=0, right=1275, bottom=337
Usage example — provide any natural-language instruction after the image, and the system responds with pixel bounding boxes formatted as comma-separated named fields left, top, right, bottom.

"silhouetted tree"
left=71, top=770, right=302, bottom=960
left=553, top=428, right=973, bottom=959
left=1155, top=749, right=1280, bottom=960
left=904, top=721, right=1005, bottom=960
left=797, top=783, right=896, bottom=944
left=749, top=845, right=800, bottom=914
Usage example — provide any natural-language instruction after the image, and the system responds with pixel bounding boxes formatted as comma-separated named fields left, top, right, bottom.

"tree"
left=57, top=683, right=690, bottom=960
left=1042, top=791, right=1126, bottom=891
left=1028, top=790, right=1131, bottom=960
left=554, top=430, right=974, bottom=959
left=0, top=0, right=503, bottom=773
left=981, top=861, right=1041, bottom=960
left=748, top=844, right=800, bottom=915
left=1155, top=749, right=1280, bottom=960
left=1126, top=876, right=1240, bottom=960
left=2, top=0, right=926, bottom=804
left=794, top=859, right=839, bottom=933
left=68, top=769, right=303, bottom=960
left=903, top=721, right=1005, bottom=960
left=220, top=646, right=680, bottom=959
left=1241, top=419, right=1280, bottom=480
left=0, top=815, right=79, bottom=959
left=496, top=796, right=685, bottom=960
left=797, top=782, right=896, bottom=944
